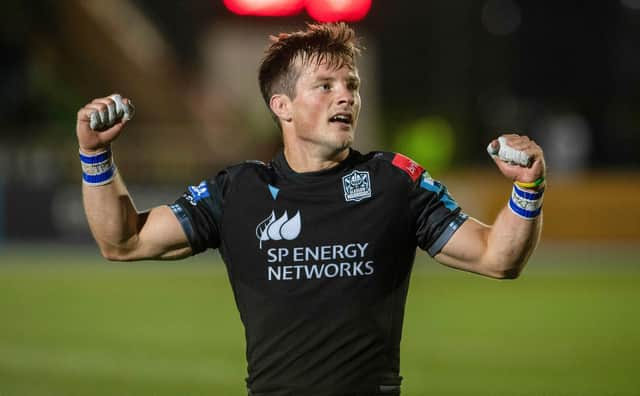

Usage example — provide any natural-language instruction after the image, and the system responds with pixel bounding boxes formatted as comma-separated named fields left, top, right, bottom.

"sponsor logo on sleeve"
left=342, top=170, right=372, bottom=202
left=391, top=153, right=424, bottom=182
left=187, top=181, right=210, bottom=203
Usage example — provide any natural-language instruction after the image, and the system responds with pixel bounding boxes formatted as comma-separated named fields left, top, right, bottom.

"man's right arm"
left=78, top=94, right=192, bottom=261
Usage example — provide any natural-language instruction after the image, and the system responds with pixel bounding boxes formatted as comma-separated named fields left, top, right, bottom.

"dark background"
left=2, top=1, right=639, bottom=167
left=0, top=0, right=639, bottom=242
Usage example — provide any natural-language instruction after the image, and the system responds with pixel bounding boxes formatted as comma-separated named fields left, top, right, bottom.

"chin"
left=318, top=127, right=355, bottom=152
left=335, top=138, right=353, bottom=152
left=320, top=138, right=352, bottom=156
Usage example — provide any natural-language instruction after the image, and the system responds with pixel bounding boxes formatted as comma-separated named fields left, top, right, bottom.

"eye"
left=320, top=83, right=331, bottom=91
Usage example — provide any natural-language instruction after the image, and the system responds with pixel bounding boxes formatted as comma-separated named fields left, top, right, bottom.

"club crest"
left=342, top=170, right=372, bottom=202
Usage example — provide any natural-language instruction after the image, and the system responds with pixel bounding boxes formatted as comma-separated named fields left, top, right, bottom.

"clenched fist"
left=76, top=94, right=134, bottom=154
left=487, top=134, right=546, bottom=185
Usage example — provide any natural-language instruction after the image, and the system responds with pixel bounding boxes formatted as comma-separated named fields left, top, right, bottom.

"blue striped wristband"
left=509, top=184, right=544, bottom=220
left=79, top=147, right=116, bottom=186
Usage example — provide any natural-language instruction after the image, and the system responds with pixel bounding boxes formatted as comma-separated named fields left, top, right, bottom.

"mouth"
left=328, top=112, right=354, bottom=127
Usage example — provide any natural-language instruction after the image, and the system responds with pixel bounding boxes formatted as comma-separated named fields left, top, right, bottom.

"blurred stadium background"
left=1, top=1, right=639, bottom=395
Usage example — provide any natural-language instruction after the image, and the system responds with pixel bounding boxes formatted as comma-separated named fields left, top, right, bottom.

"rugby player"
left=77, top=23, right=545, bottom=396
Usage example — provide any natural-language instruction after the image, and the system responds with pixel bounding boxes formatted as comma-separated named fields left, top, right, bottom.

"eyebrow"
left=314, top=75, right=361, bottom=84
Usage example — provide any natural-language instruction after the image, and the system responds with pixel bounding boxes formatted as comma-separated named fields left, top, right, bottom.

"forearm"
left=482, top=204, right=542, bottom=278
left=82, top=170, right=146, bottom=259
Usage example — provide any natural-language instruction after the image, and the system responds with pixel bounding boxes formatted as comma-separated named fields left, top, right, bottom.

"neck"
left=283, top=143, right=350, bottom=173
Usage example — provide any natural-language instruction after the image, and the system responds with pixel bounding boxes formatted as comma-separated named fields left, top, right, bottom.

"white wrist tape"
left=79, top=147, right=117, bottom=186
left=508, top=184, right=543, bottom=220
left=89, top=94, right=135, bottom=131
left=487, top=136, right=530, bottom=167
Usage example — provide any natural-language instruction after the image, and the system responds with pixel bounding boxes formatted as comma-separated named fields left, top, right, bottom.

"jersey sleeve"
left=168, top=170, right=228, bottom=255
left=409, top=171, right=468, bottom=257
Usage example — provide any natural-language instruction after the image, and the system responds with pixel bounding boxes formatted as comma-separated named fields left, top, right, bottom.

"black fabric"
left=170, top=149, right=466, bottom=396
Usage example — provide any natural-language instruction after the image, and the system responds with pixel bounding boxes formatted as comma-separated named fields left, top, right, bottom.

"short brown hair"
left=258, top=23, right=362, bottom=121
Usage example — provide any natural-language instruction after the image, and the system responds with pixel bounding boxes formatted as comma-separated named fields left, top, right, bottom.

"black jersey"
left=170, top=149, right=467, bottom=396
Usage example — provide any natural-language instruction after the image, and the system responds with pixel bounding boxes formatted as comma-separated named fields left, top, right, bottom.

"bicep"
left=131, top=205, right=192, bottom=260
left=433, top=217, right=496, bottom=277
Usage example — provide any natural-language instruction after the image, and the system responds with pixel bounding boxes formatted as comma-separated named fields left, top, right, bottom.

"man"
left=77, top=23, right=545, bottom=396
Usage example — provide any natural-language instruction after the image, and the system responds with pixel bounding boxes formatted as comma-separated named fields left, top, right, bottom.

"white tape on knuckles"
left=89, top=112, right=100, bottom=130
left=89, top=94, right=134, bottom=131
left=487, top=136, right=530, bottom=167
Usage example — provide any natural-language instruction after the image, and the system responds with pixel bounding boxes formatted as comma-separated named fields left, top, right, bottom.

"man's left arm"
left=434, top=134, right=545, bottom=279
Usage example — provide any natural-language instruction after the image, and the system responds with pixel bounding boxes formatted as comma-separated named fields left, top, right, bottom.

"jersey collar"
left=271, top=148, right=361, bottom=183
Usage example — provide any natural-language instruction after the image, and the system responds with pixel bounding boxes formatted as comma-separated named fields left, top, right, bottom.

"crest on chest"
left=342, top=170, right=372, bottom=202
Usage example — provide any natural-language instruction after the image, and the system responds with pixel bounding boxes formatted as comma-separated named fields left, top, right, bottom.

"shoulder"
left=208, top=159, right=276, bottom=197
left=180, top=160, right=272, bottom=210
left=217, top=159, right=274, bottom=182
left=224, top=159, right=269, bottom=175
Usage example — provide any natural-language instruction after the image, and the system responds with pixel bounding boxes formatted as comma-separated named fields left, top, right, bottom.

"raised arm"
left=77, top=94, right=191, bottom=261
left=434, top=134, right=545, bottom=279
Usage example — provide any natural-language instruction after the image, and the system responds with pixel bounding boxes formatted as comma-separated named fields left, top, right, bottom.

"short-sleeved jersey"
left=170, top=149, right=467, bottom=396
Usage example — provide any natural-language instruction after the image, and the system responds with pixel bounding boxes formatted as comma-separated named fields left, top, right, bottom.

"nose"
left=336, top=84, right=355, bottom=106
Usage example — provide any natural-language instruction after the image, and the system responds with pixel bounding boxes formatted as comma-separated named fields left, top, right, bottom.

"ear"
left=269, top=94, right=292, bottom=123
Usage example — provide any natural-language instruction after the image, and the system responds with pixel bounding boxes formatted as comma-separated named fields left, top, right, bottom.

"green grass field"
left=1, top=244, right=639, bottom=396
